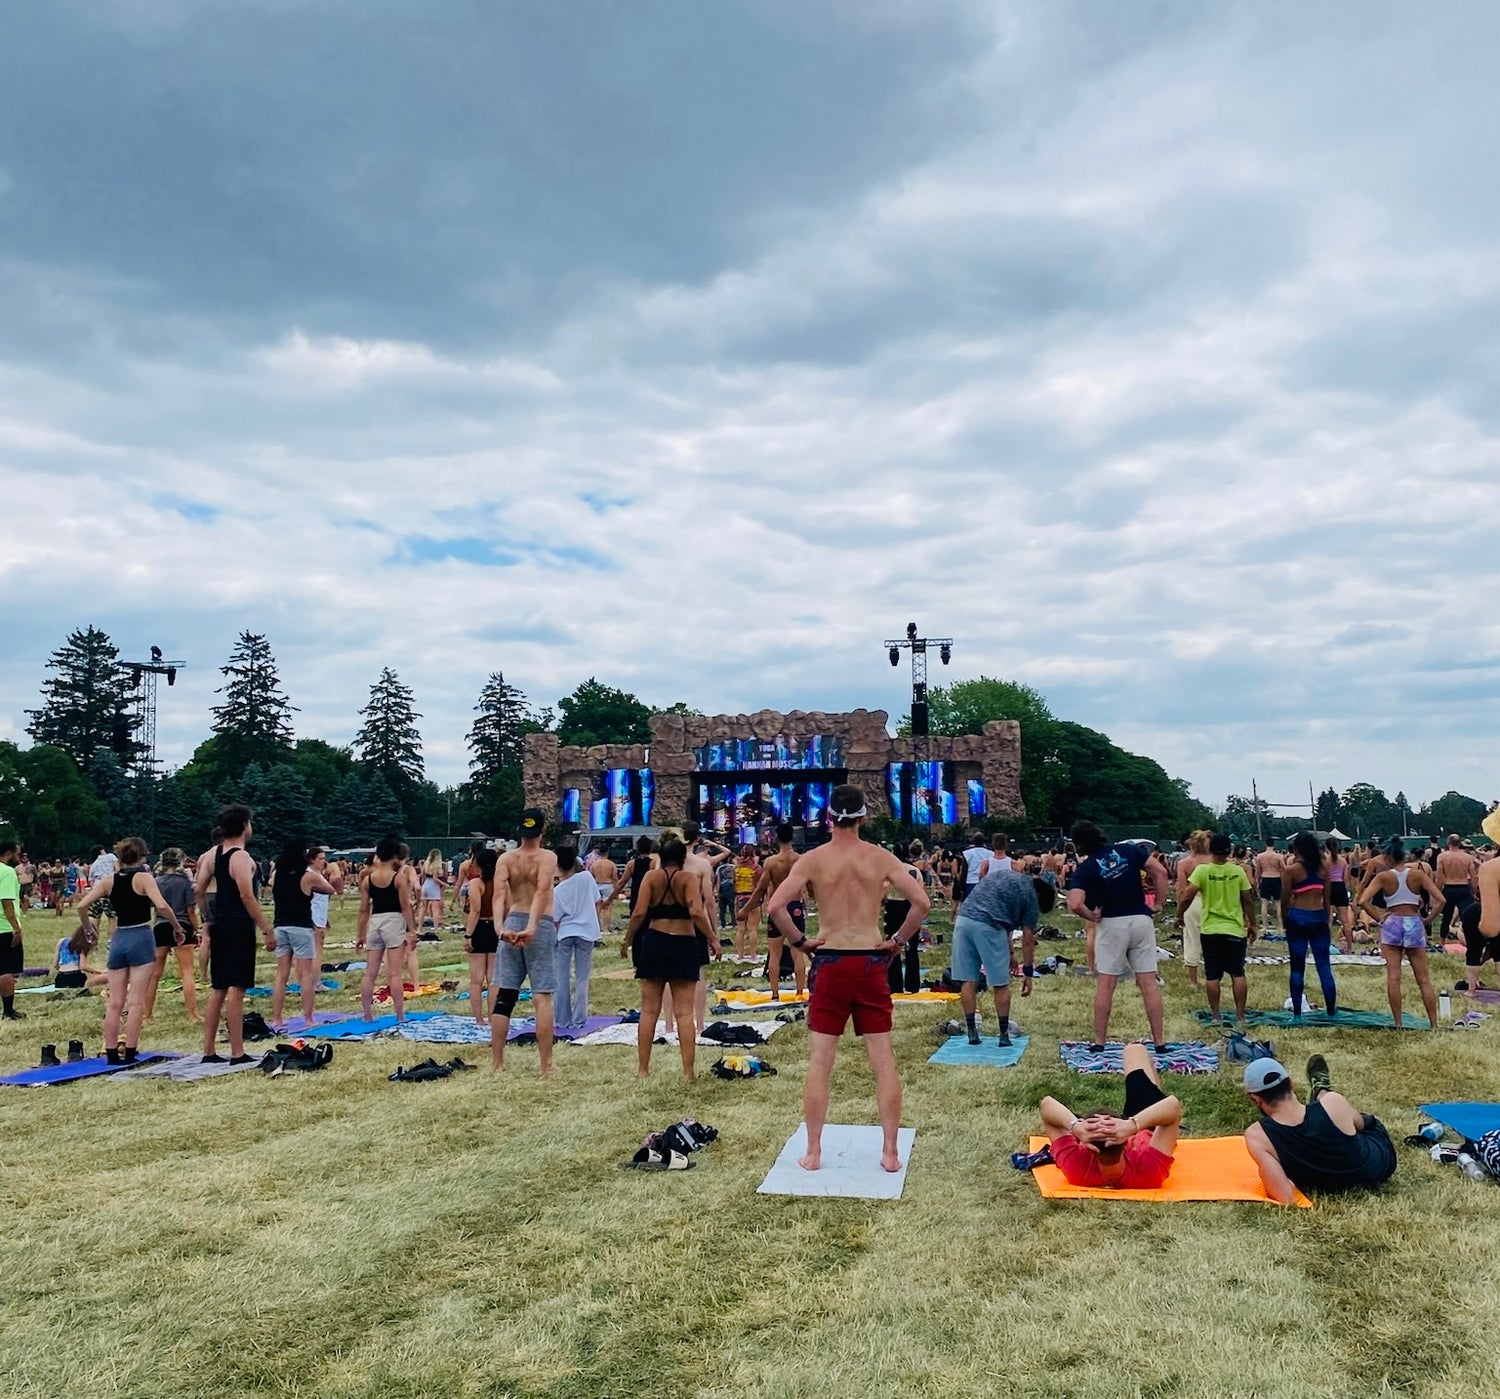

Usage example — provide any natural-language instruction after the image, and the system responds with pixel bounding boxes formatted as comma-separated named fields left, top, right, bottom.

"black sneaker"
left=3, top=1008, right=25, bottom=1021
left=201, top=1053, right=227, bottom=1064
left=1306, top=1054, right=1332, bottom=1101
left=967, top=1028, right=982, bottom=1046
left=996, top=1030, right=1012, bottom=1048
left=66, top=1040, right=85, bottom=1062
left=39, top=1043, right=61, bottom=1067
left=105, top=1047, right=122, bottom=1065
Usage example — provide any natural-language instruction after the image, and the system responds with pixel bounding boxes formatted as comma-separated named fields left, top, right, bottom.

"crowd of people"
left=3, top=798, right=1497, bottom=1204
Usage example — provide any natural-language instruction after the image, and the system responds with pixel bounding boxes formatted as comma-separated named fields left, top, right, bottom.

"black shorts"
left=1462, top=905, right=1500, bottom=966
left=154, top=923, right=199, bottom=950
left=1330, top=881, right=1350, bottom=908
left=1121, top=1068, right=1168, bottom=1121
left=635, top=928, right=700, bottom=983
left=55, top=969, right=86, bottom=989
left=771, top=901, right=807, bottom=937
left=1201, top=933, right=1247, bottom=982
left=469, top=919, right=499, bottom=955
left=1258, top=878, right=1282, bottom=900
left=0, top=932, right=23, bottom=977
left=209, top=924, right=258, bottom=992
left=696, top=930, right=711, bottom=967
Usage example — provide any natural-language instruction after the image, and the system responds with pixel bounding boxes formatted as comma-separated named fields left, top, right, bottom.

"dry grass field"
left=1, top=893, right=1496, bottom=1399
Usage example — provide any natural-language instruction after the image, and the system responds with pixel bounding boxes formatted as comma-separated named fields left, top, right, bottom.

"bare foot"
left=798, top=1151, right=821, bottom=1171
left=490, top=1060, right=505, bottom=1073
left=881, top=1149, right=902, bottom=1173
left=636, top=1069, right=650, bottom=1080
left=539, top=1064, right=554, bottom=1078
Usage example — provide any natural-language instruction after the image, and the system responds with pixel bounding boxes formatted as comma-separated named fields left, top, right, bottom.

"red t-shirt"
left=1051, top=1131, right=1174, bottom=1189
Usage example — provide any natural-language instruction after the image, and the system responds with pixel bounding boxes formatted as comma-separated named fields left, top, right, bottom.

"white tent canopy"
left=1328, top=827, right=1353, bottom=841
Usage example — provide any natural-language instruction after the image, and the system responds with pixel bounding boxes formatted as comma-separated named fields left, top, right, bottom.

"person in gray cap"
left=1242, top=1055, right=1396, bottom=1202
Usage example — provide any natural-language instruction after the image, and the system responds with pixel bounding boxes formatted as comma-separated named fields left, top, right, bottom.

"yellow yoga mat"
left=713, top=989, right=958, bottom=1010
left=1026, top=1136, right=1312, bottom=1207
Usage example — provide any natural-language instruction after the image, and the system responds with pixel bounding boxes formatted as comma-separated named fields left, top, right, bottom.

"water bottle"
left=1439, top=990, right=1452, bottom=1020
left=1456, top=1152, right=1488, bottom=1183
left=1418, top=1122, right=1445, bottom=1143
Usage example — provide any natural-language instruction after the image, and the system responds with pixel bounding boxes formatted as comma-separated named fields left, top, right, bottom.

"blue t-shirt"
left=960, top=868, right=1040, bottom=934
left=1069, top=843, right=1150, bottom=919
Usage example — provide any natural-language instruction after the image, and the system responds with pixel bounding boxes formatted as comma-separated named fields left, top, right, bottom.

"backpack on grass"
left=1225, top=1031, right=1275, bottom=1064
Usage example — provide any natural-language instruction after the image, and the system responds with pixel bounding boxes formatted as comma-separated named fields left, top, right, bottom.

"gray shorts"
left=951, top=914, right=1012, bottom=987
left=275, top=925, right=317, bottom=960
left=106, top=923, right=156, bottom=971
left=1095, top=914, right=1158, bottom=977
left=497, top=913, right=557, bottom=994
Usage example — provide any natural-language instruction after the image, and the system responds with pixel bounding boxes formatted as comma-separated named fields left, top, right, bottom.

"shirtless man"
left=743, top=824, right=808, bottom=1001
left=1175, top=831, right=1211, bottom=988
left=590, top=847, right=618, bottom=935
left=1252, top=839, right=1285, bottom=935
left=1436, top=835, right=1478, bottom=941
left=767, top=785, right=929, bottom=1174
left=490, top=808, right=559, bottom=1075
left=1477, top=809, right=1500, bottom=940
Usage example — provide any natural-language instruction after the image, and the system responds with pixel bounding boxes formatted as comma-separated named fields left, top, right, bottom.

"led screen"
left=576, top=769, right=655, bottom=830
left=693, top=734, right=844, bottom=771
left=967, top=779, right=987, bottom=818
left=887, top=761, right=958, bottom=825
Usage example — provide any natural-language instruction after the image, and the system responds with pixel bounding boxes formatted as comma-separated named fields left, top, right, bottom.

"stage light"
left=889, top=647, right=900, bottom=667
left=150, top=645, right=163, bottom=663
left=939, top=644, right=951, bottom=665
left=166, top=668, right=177, bottom=686
left=906, top=622, right=917, bottom=640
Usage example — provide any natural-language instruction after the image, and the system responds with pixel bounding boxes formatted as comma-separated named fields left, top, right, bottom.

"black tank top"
left=629, top=856, right=655, bottom=914
left=212, top=845, right=255, bottom=930
left=109, top=867, right=154, bottom=926
left=1258, top=1102, right=1395, bottom=1193
left=368, top=871, right=402, bottom=914
left=273, top=868, right=314, bottom=928
left=648, top=870, right=691, bottom=924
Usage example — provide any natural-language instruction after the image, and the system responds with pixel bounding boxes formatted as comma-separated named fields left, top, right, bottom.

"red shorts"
left=807, top=951, right=893, bottom=1037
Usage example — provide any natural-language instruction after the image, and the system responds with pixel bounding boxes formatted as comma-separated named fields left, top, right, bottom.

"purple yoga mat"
left=549, top=1014, right=622, bottom=1041
left=276, top=1011, right=353, bottom=1033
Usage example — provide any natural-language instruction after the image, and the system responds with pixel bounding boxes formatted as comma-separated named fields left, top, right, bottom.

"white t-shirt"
left=89, top=853, right=119, bottom=883
left=554, top=870, right=603, bottom=943
left=961, top=847, right=988, bottom=885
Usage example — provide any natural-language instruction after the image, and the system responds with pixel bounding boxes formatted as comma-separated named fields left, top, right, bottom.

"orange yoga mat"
left=1026, top=1136, right=1312, bottom=1206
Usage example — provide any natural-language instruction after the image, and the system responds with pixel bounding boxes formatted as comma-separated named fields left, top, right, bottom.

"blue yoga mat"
left=0, top=1052, right=180, bottom=1087
left=928, top=1034, right=1029, bottom=1068
left=1420, top=1102, right=1500, bottom=1141
left=295, top=1012, right=442, bottom=1040
left=245, top=978, right=340, bottom=997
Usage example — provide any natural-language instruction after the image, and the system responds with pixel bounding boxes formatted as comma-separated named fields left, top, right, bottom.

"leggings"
left=1285, top=907, right=1336, bottom=1015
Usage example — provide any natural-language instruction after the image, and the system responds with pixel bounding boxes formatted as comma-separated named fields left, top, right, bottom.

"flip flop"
left=624, top=1147, right=694, bottom=1172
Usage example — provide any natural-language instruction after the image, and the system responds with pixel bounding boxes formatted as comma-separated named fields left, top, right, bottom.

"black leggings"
left=1441, top=886, right=1474, bottom=938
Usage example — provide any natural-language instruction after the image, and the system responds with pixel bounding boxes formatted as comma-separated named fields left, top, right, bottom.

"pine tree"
left=211, top=633, right=297, bottom=777
left=26, top=626, right=142, bottom=769
left=87, top=749, right=142, bottom=838
left=353, top=668, right=425, bottom=822
left=468, top=672, right=548, bottom=784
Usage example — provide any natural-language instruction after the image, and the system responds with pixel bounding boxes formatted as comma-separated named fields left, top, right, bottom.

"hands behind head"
left=1075, top=1113, right=1135, bottom=1149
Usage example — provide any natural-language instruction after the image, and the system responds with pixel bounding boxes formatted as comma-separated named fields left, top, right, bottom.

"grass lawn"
left=0, top=895, right=1496, bottom=1399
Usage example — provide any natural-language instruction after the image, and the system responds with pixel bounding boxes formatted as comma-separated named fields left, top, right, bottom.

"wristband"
left=792, top=936, right=807, bottom=949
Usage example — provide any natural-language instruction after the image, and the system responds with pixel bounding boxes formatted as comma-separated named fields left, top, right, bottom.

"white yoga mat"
left=757, top=1123, right=916, bottom=1200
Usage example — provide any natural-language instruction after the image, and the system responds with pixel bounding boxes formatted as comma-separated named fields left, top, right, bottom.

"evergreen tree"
left=467, top=672, right=549, bottom=835
left=87, top=749, right=142, bottom=838
left=0, top=742, right=109, bottom=855
left=1315, top=787, right=1343, bottom=832
left=210, top=633, right=297, bottom=776
left=250, top=764, right=315, bottom=854
left=468, top=672, right=549, bottom=783
left=26, top=625, right=142, bottom=769
left=353, top=668, right=425, bottom=823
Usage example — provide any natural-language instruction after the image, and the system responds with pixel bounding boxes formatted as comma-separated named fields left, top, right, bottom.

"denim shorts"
left=106, top=923, right=157, bottom=971
left=951, top=914, right=1012, bottom=986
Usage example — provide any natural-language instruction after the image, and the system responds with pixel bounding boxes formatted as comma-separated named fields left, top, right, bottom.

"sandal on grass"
left=624, top=1147, right=694, bottom=1171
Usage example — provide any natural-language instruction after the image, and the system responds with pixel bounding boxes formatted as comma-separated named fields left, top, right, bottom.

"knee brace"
left=491, top=987, right=519, bottom=1018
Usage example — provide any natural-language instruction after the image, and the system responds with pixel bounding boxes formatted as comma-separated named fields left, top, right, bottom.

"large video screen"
left=967, top=779, right=987, bottom=818
left=563, top=769, right=655, bottom=830
left=696, top=780, right=832, bottom=846
left=693, top=734, right=844, bottom=772
left=887, top=761, right=958, bottom=826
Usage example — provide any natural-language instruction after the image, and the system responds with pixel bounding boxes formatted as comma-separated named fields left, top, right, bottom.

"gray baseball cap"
left=1243, top=1057, right=1290, bottom=1093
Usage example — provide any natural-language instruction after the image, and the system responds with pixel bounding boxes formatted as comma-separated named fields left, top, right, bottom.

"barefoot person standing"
left=193, top=807, right=274, bottom=1063
left=766, top=785, right=929, bottom=1174
left=356, top=838, right=415, bottom=1023
left=742, top=824, right=809, bottom=1002
left=490, top=809, right=559, bottom=1076
left=1360, top=839, right=1443, bottom=1030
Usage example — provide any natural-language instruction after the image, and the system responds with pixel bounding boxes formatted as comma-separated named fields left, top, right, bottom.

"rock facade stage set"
left=523, top=708, right=1021, bottom=841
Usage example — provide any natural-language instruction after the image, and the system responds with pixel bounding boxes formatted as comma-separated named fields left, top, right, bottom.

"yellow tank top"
left=735, top=864, right=755, bottom=894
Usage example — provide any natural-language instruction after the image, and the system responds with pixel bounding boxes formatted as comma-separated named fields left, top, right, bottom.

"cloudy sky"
left=3, top=1, right=1496, bottom=811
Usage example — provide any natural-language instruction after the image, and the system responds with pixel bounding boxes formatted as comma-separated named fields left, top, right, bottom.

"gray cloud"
left=2, top=1, right=1497, bottom=815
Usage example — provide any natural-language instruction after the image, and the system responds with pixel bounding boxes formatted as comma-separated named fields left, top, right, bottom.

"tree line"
left=2, top=626, right=664, bottom=856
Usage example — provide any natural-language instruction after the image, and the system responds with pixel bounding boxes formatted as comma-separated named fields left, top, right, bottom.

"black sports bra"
left=648, top=870, right=691, bottom=923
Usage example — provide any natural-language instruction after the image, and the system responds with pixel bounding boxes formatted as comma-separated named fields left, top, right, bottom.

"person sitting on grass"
left=1242, top=1055, right=1396, bottom=1204
left=1031, top=1042, right=1182, bottom=1187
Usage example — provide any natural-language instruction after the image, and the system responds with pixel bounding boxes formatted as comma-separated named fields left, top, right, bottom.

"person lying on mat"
left=1036, top=1043, right=1182, bottom=1188
left=1242, top=1056, right=1396, bottom=1203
